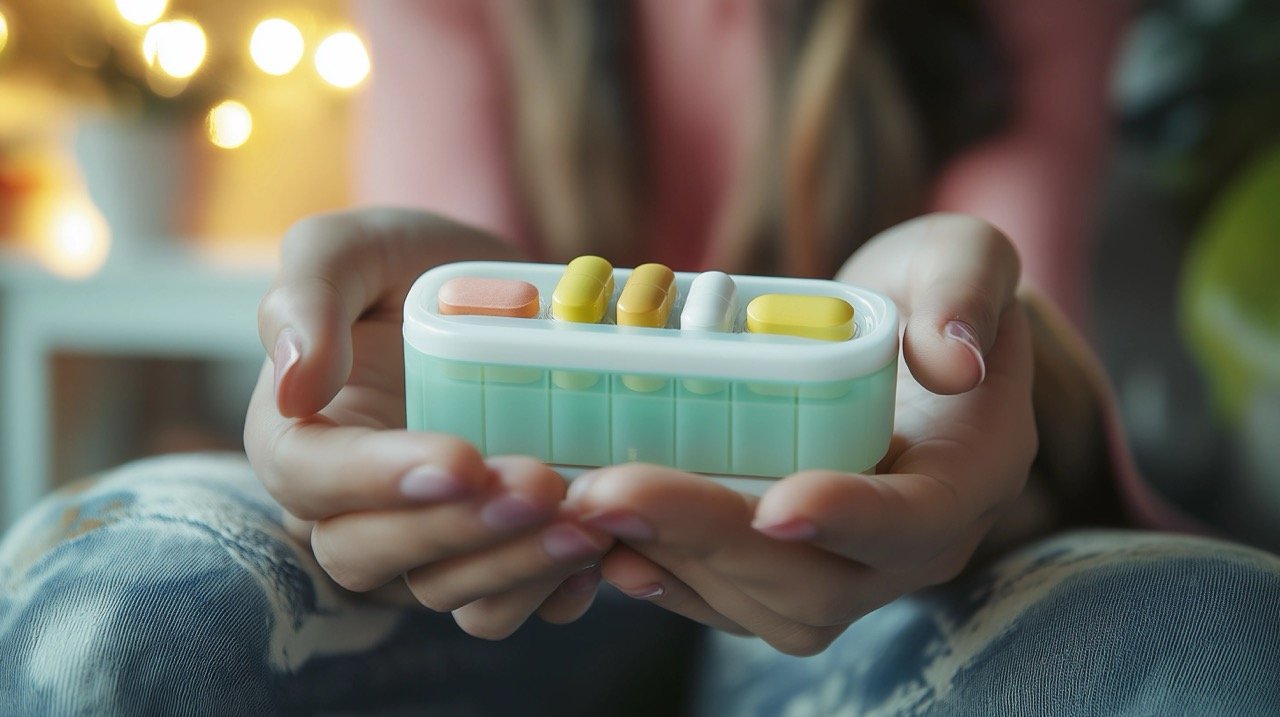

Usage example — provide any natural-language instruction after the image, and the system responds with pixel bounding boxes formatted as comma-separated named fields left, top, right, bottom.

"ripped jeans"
left=2, top=454, right=1278, bottom=716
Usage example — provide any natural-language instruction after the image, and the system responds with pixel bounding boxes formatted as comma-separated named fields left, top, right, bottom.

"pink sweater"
left=353, top=0, right=1201, bottom=534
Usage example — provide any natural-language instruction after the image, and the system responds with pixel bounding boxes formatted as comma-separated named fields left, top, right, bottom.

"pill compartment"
left=403, top=262, right=899, bottom=487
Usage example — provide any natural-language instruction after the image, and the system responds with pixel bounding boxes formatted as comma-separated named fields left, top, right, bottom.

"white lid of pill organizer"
left=403, top=262, right=898, bottom=383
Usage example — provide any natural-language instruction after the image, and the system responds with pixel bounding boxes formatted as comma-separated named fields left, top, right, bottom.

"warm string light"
left=314, top=31, right=370, bottom=89
left=207, top=100, right=252, bottom=149
left=0, top=9, right=9, bottom=55
left=110, top=12, right=373, bottom=152
left=143, top=19, right=206, bottom=79
left=39, top=200, right=111, bottom=279
left=115, top=0, right=168, bottom=26
left=250, top=18, right=304, bottom=76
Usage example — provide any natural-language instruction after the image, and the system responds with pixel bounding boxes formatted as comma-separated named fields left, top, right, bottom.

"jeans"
left=1, top=454, right=1277, bottom=716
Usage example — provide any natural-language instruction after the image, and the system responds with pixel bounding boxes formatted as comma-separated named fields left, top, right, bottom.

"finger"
left=603, top=546, right=846, bottom=655
left=311, top=457, right=564, bottom=592
left=571, top=465, right=898, bottom=628
left=280, top=512, right=314, bottom=547
left=246, top=378, right=492, bottom=519
left=404, top=519, right=612, bottom=612
left=451, top=576, right=566, bottom=641
left=836, top=213, right=1021, bottom=394
left=754, top=470, right=982, bottom=574
left=599, top=546, right=746, bottom=635
left=536, top=564, right=603, bottom=625
left=754, top=311, right=1034, bottom=574
left=258, top=209, right=518, bottom=417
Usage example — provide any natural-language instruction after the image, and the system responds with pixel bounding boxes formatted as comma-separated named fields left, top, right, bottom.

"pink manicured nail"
left=622, top=583, right=664, bottom=600
left=480, top=495, right=547, bottom=529
left=399, top=467, right=468, bottom=502
left=582, top=510, right=656, bottom=542
left=542, top=523, right=607, bottom=561
left=945, top=320, right=987, bottom=385
left=752, top=517, right=818, bottom=541
left=273, top=329, right=302, bottom=405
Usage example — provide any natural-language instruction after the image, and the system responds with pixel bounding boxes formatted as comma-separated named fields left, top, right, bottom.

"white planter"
left=73, top=114, right=196, bottom=263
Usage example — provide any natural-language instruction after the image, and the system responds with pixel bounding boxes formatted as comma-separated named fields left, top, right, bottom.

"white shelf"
left=0, top=242, right=275, bottom=527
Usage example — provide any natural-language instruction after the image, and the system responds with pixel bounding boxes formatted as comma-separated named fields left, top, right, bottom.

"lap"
left=696, top=529, right=1280, bottom=716
left=0, top=454, right=701, bottom=716
left=7, top=455, right=1279, bottom=716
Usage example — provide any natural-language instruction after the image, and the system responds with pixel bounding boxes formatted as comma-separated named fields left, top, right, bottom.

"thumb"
left=839, top=214, right=1021, bottom=395
left=258, top=216, right=369, bottom=418
left=258, top=209, right=525, bottom=418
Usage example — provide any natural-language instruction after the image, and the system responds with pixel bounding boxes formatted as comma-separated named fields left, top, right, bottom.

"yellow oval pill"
left=745, top=294, right=855, bottom=341
left=552, top=256, right=615, bottom=323
left=617, top=263, right=676, bottom=328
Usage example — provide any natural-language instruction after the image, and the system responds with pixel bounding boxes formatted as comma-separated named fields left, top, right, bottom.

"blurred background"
left=0, top=0, right=362, bottom=526
left=0, top=0, right=1276, bottom=549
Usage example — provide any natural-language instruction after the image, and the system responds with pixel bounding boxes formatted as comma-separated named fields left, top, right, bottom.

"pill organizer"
left=403, top=261, right=898, bottom=493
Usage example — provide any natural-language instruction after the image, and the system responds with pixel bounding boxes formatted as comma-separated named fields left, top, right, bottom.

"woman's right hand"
left=243, top=208, right=614, bottom=639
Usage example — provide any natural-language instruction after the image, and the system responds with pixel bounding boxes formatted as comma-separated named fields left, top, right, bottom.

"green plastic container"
left=404, top=262, right=898, bottom=491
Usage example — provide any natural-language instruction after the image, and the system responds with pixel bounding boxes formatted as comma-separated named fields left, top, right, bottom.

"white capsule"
left=680, top=271, right=738, bottom=332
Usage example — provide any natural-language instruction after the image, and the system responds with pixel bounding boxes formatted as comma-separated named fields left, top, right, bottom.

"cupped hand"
left=564, top=213, right=1037, bottom=655
left=243, top=208, right=613, bottom=639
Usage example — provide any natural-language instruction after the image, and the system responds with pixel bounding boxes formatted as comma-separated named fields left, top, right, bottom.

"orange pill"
left=437, top=277, right=540, bottom=318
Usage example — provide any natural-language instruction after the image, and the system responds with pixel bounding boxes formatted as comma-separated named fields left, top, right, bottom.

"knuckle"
left=452, top=609, right=521, bottom=641
left=257, top=430, right=322, bottom=521
left=281, top=214, right=344, bottom=257
left=792, top=593, right=862, bottom=628
left=768, top=625, right=841, bottom=657
left=404, top=565, right=471, bottom=609
left=920, top=551, right=971, bottom=588
left=310, top=524, right=376, bottom=592
left=256, top=284, right=296, bottom=327
left=494, top=455, right=546, bottom=478
left=404, top=577, right=464, bottom=613
left=590, top=463, right=656, bottom=503
left=489, top=455, right=565, bottom=502
left=430, top=434, right=484, bottom=470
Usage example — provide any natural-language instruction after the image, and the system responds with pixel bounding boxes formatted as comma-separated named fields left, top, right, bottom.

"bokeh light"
left=115, top=0, right=168, bottom=26
left=206, top=100, right=252, bottom=149
left=0, top=10, right=9, bottom=55
left=250, top=18, right=304, bottom=76
left=40, top=201, right=111, bottom=279
left=143, top=19, right=206, bottom=79
left=314, top=31, right=370, bottom=89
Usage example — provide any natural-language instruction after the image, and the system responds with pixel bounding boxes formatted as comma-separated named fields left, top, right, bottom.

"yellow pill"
left=552, top=256, right=615, bottom=323
left=745, top=294, right=855, bottom=341
left=617, top=263, right=676, bottom=328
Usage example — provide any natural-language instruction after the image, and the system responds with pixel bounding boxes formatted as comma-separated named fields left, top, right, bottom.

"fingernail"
left=480, top=494, right=548, bottom=529
left=565, top=469, right=602, bottom=504
left=582, top=510, right=656, bottom=542
left=273, top=329, right=302, bottom=405
left=752, top=517, right=818, bottom=541
left=561, top=565, right=602, bottom=595
left=622, top=583, right=664, bottom=600
left=944, top=320, right=987, bottom=385
left=399, top=466, right=468, bottom=502
left=542, top=523, right=608, bottom=561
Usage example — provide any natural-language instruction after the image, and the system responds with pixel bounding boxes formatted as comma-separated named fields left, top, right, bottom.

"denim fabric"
left=0, top=455, right=700, bottom=716
left=696, top=531, right=1280, bottom=716
left=2, top=455, right=1278, bottom=716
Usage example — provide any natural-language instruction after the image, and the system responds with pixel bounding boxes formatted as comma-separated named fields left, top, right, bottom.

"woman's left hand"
left=562, top=214, right=1036, bottom=655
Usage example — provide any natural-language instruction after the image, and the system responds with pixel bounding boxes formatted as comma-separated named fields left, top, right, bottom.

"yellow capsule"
left=617, top=263, right=676, bottom=328
left=552, top=256, right=615, bottom=323
left=745, top=294, right=855, bottom=341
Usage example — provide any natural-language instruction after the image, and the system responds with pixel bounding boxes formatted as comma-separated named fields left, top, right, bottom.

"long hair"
left=496, top=0, right=930, bottom=278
